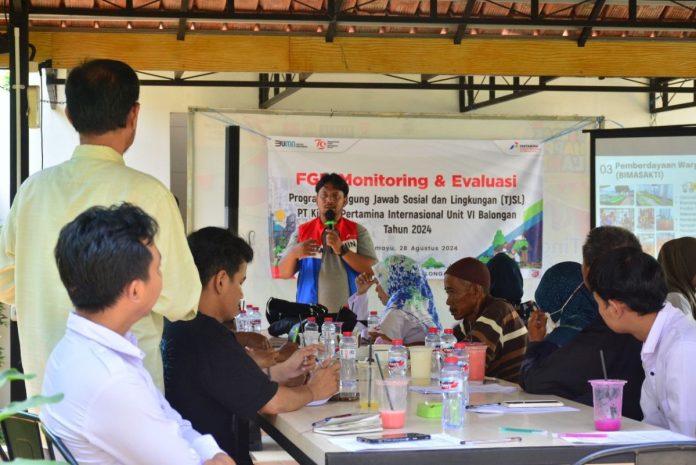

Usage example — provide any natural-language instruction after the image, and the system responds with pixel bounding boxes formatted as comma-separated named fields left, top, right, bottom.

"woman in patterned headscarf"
left=370, top=254, right=441, bottom=345
left=658, top=237, right=696, bottom=319
left=533, top=261, right=598, bottom=347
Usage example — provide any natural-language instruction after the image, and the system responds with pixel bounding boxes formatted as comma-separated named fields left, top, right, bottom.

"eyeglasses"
left=547, top=282, right=584, bottom=318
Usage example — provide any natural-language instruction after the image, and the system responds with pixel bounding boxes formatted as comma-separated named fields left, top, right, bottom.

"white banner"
left=268, top=137, right=544, bottom=279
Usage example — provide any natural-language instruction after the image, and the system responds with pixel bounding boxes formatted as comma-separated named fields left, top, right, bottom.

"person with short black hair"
left=0, top=59, right=200, bottom=396
left=163, top=227, right=339, bottom=465
left=278, top=173, right=377, bottom=312
left=520, top=226, right=645, bottom=420
left=588, top=247, right=696, bottom=437
left=41, top=204, right=233, bottom=465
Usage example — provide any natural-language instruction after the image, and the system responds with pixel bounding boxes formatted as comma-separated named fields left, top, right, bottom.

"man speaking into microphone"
left=278, top=173, right=377, bottom=312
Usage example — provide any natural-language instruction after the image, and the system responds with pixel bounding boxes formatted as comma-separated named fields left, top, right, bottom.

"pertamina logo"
left=314, top=139, right=328, bottom=150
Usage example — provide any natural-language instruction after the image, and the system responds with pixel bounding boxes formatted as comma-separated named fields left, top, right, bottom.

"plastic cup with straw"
left=588, top=349, right=627, bottom=431
left=374, top=352, right=408, bottom=428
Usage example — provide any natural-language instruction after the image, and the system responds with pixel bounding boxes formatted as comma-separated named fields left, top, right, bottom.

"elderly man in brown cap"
left=444, top=257, right=528, bottom=382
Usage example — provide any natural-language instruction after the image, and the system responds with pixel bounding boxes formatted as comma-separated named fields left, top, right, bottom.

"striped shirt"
left=453, top=296, right=528, bottom=383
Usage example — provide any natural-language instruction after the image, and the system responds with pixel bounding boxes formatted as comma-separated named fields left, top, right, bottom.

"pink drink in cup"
left=589, top=379, right=627, bottom=431
left=376, top=378, right=409, bottom=429
left=464, top=342, right=487, bottom=382
left=380, top=410, right=406, bottom=428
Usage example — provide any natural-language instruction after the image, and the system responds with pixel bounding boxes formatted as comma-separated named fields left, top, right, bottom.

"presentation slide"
left=592, top=130, right=696, bottom=257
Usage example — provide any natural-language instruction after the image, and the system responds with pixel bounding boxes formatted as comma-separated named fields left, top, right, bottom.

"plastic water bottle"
left=424, top=327, right=441, bottom=381
left=440, top=328, right=457, bottom=357
left=304, top=317, right=320, bottom=346
left=339, top=332, right=359, bottom=400
left=322, top=317, right=337, bottom=360
left=453, top=342, right=470, bottom=407
left=235, top=308, right=250, bottom=332
left=248, top=305, right=262, bottom=333
left=440, top=356, right=465, bottom=431
left=367, top=311, right=379, bottom=334
left=387, top=339, right=408, bottom=378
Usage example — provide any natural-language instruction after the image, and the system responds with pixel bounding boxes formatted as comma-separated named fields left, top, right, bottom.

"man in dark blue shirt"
left=163, top=227, right=339, bottom=464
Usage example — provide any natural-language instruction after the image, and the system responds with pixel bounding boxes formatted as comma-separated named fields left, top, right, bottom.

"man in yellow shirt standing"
left=0, top=59, right=200, bottom=397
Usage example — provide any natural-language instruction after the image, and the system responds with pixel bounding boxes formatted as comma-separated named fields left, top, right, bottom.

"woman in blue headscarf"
left=530, top=261, right=598, bottom=347
left=368, top=254, right=441, bottom=345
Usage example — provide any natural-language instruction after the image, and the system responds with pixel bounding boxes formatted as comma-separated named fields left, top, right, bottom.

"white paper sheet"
left=327, top=433, right=464, bottom=451
left=556, top=430, right=696, bottom=444
left=467, top=404, right=579, bottom=415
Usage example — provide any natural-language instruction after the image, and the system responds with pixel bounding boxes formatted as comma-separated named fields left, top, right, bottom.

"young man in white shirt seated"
left=587, top=246, right=696, bottom=437
left=40, top=203, right=234, bottom=465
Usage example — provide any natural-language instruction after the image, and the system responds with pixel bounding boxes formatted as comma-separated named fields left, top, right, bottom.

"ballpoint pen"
left=311, top=413, right=356, bottom=427
left=498, top=427, right=548, bottom=435
left=461, top=436, right=523, bottom=445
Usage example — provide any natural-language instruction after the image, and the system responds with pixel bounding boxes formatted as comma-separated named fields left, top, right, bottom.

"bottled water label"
left=440, top=376, right=462, bottom=392
left=388, top=357, right=406, bottom=370
left=340, top=348, right=356, bottom=359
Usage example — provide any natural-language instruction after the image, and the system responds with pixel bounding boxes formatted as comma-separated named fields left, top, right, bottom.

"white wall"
left=2, top=72, right=696, bottom=334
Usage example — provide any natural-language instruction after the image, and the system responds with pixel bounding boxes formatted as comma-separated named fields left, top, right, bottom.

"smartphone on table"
left=356, top=432, right=431, bottom=444
left=502, top=400, right=564, bottom=408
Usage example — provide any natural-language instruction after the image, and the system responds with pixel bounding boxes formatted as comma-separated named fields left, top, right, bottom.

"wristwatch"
left=339, top=244, right=349, bottom=256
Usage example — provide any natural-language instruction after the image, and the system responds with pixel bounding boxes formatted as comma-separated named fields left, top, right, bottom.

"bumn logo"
left=275, top=140, right=298, bottom=148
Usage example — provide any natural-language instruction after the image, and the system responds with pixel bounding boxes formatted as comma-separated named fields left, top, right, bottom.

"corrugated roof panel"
left=388, top=0, right=420, bottom=15
left=290, top=0, right=323, bottom=12
left=418, top=0, right=452, bottom=16
left=195, top=0, right=227, bottom=11
left=259, top=0, right=293, bottom=12
left=355, top=0, right=389, bottom=14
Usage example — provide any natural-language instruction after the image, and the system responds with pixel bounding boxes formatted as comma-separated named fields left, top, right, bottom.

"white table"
left=256, top=381, right=672, bottom=465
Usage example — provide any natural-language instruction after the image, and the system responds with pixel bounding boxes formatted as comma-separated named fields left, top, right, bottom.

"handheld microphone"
left=324, top=210, right=337, bottom=230
left=324, top=210, right=337, bottom=255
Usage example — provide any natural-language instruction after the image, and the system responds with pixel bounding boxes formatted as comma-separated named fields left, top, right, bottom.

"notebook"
left=312, top=413, right=383, bottom=436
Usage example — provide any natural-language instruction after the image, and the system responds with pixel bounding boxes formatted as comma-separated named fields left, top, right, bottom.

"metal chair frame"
left=572, top=441, right=696, bottom=465
left=0, top=411, right=78, bottom=464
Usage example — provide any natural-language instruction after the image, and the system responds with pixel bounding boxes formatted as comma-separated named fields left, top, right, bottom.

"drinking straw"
left=600, top=349, right=608, bottom=380
left=367, top=343, right=373, bottom=409
left=373, top=352, right=394, bottom=410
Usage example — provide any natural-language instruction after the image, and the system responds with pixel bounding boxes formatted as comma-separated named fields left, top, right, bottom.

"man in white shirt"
left=588, top=246, right=696, bottom=437
left=41, top=203, right=234, bottom=465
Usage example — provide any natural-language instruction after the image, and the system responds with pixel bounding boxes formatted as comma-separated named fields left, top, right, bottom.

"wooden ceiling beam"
left=4, top=32, right=696, bottom=78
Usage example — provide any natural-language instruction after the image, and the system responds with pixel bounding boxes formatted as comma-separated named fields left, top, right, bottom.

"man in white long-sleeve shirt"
left=40, top=203, right=234, bottom=465
left=588, top=246, right=696, bottom=438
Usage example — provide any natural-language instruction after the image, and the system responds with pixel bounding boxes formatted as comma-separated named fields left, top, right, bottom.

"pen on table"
left=557, top=433, right=608, bottom=438
left=311, top=413, right=353, bottom=427
left=460, top=437, right=522, bottom=445
left=498, top=427, right=548, bottom=435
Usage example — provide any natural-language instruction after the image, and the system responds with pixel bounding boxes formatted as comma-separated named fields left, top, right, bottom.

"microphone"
left=324, top=210, right=337, bottom=254
left=324, top=210, right=337, bottom=230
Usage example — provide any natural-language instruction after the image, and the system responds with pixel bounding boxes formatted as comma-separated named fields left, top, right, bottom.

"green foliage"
left=0, top=369, right=67, bottom=463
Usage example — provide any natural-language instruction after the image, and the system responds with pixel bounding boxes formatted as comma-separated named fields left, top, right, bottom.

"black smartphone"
left=356, top=433, right=431, bottom=444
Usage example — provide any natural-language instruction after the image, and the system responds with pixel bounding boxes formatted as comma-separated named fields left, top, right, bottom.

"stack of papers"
left=313, top=413, right=383, bottom=436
